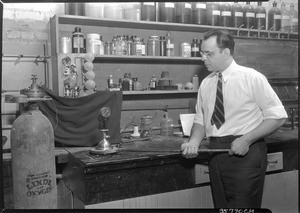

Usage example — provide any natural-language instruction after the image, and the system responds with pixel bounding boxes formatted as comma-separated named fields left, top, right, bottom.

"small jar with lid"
left=147, top=36, right=160, bottom=56
left=86, top=33, right=101, bottom=55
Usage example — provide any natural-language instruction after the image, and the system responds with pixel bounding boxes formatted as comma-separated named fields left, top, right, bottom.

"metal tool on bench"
left=90, top=107, right=118, bottom=155
left=120, top=148, right=230, bottom=153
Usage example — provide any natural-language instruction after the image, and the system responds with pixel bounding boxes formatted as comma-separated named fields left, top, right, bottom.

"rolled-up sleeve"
left=251, top=73, right=288, bottom=120
left=193, top=86, right=205, bottom=125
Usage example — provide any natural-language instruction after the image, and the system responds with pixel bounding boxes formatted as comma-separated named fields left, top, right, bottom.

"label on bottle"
left=185, top=3, right=192, bottom=9
left=136, top=44, right=143, bottom=55
left=212, top=10, right=220, bottom=16
left=141, top=45, right=146, bottom=55
left=282, top=15, right=290, bottom=20
left=256, top=13, right=266, bottom=18
left=274, top=15, right=281, bottom=20
left=166, top=43, right=174, bottom=48
left=246, top=12, right=255, bottom=18
left=144, top=2, right=155, bottom=6
left=165, top=2, right=174, bottom=8
left=235, top=12, right=243, bottom=17
left=191, top=47, right=199, bottom=52
left=292, top=18, right=298, bottom=23
left=73, top=37, right=84, bottom=48
left=221, top=11, right=231, bottom=16
left=196, top=3, right=206, bottom=9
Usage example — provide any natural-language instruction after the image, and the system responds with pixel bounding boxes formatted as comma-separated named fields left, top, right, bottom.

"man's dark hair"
left=203, top=29, right=235, bottom=55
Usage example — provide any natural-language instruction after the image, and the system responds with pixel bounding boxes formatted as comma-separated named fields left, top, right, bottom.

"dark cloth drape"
left=38, top=87, right=122, bottom=147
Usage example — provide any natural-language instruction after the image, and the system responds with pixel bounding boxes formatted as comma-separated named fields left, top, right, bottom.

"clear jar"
left=85, top=3, right=104, bottom=18
left=86, top=33, right=100, bottom=55
left=65, top=3, right=85, bottom=16
left=147, top=36, right=160, bottom=56
left=141, top=2, right=156, bottom=21
left=123, top=3, right=141, bottom=21
left=140, top=115, right=153, bottom=136
left=104, top=3, right=123, bottom=20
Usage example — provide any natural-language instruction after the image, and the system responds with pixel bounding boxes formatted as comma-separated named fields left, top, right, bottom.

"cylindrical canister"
left=243, top=2, right=255, bottom=29
left=268, top=1, right=282, bottom=31
left=104, top=3, right=123, bottom=20
left=158, top=2, right=176, bottom=23
left=180, top=42, right=191, bottom=57
left=254, top=2, right=266, bottom=30
left=85, top=3, right=104, bottom=18
left=192, top=2, right=207, bottom=25
left=147, top=36, right=160, bottom=56
left=59, top=37, right=72, bottom=54
left=220, top=3, right=232, bottom=27
left=175, top=2, right=192, bottom=24
left=11, top=104, right=57, bottom=209
left=232, top=2, right=243, bottom=28
left=86, top=33, right=101, bottom=55
left=141, top=2, right=156, bottom=21
left=123, top=3, right=141, bottom=21
left=65, top=3, right=85, bottom=16
left=206, top=2, right=220, bottom=26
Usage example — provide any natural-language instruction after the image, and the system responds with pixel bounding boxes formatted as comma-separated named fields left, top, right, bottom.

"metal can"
left=147, top=36, right=160, bottom=56
left=180, top=42, right=191, bottom=57
left=60, top=37, right=72, bottom=54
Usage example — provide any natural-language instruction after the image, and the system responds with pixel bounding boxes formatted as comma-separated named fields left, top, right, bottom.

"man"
left=181, top=29, right=287, bottom=208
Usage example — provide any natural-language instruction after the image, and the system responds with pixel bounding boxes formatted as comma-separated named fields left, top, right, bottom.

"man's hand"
left=229, top=137, right=250, bottom=156
left=181, top=142, right=199, bottom=158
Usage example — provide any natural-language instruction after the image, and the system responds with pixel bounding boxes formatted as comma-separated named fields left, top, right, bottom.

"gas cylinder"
left=243, top=2, right=255, bottom=29
left=9, top=75, right=57, bottom=209
left=232, top=2, right=243, bottom=28
left=192, top=2, right=206, bottom=25
left=289, top=4, right=298, bottom=33
left=280, top=2, right=290, bottom=32
left=254, top=2, right=266, bottom=30
left=206, top=2, right=220, bottom=26
left=268, top=1, right=282, bottom=31
left=220, top=3, right=232, bottom=27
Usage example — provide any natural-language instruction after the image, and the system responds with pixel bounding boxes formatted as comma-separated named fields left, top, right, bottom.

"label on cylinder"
left=144, top=2, right=155, bottom=6
left=165, top=2, right=174, bottom=8
left=196, top=3, right=206, bottom=9
left=221, top=11, right=231, bottom=16
left=256, top=13, right=266, bottom=18
left=235, top=12, right=243, bottom=17
left=185, top=3, right=192, bottom=9
left=274, top=15, right=282, bottom=19
left=212, top=10, right=220, bottom=15
left=26, top=171, right=54, bottom=197
left=246, top=12, right=255, bottom=17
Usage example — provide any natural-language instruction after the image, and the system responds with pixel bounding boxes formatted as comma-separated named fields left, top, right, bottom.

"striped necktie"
left=211, top=73, right=225, bottom=129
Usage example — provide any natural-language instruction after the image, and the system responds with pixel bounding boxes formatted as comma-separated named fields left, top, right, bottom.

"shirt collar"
left=208, top=60, right=237, bottom=83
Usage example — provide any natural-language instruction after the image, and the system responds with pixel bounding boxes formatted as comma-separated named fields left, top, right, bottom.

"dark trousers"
left=208, top=136, right=267, bottom=208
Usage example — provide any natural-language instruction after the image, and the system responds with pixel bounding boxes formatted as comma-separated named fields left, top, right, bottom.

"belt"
left=208, top=135, right=243, bottom=143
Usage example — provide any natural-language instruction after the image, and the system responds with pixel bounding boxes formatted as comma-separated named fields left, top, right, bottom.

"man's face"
left=200, top=36, right=226, bottom=73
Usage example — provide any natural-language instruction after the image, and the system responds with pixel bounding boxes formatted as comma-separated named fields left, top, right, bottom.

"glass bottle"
left=132, top=77, right=142, bottom=91
left=149, top=74, right=157, bottom=90
left=72, top=27, right=84, bottom=53
left=158, top=2, right=176, bottom=23
left=141, top=2, right=156, bottom=21
left=206, top=2, right=220, bottom=26
left=289, top=4, right=298, bottom=33
left=141, top=38, right=146, bottom=56
left=191, top=38, right=200, bottom=57
left=192, top=2, right=206, bottom=25
left=268, top=1, right=281, bottom=31
left=243, top=2, right=255, bottom=29
left=107, top=74, right=113, bottom=89
left=232, top=2, right=243, bottom=28
left=65, top=3, right=85, bottom=16
left=121, top=73, right=130, bottom=91
left=165, top=31, right=174, bottom=57
left=147, top=36, right=160, bottom=56
left=123, top=3, right=141, bottom=21
left=159, top=36, right=166, bottom=56
left=160, top=110, right=174, bottom=136
left=254, top=2, right=266, bottom=30
left=220, top=3, right=232, bottom=27
left=175, top=2, right=192, bottom=24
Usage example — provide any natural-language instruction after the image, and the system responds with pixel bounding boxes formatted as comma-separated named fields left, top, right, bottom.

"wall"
left=1, top=1, right=298, bottom=149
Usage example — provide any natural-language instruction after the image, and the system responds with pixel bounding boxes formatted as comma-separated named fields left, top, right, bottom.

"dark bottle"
left=158, top=2, right=176, bottom=23
left=141, top=2, right=156, bottom=21
left=206, top=2, right=220, bottom=26
left=232, top=2, right=243, bottom=28
left=243, top=2, right=255, bottom=29
left=220, top=3, right=232, bottom=27
left=268, top=1, right=282, bottom=31
left=72, top=27, right=84, bottom=53
left=254, top=2, right=266, bottom=30
left=159, top=36, right=166, bottom=56
left=191, top=38, right=200, bottom=57
left=191, top=2, right=206, bottom=25
left=121, top=73, right=130, bottom=91
left=175, top=2, right=192, bottom=24
left=65, top=3, right=85, bottom=16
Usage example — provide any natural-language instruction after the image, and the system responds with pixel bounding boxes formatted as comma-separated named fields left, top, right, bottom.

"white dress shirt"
left=193, top=60, right=288, bottom=137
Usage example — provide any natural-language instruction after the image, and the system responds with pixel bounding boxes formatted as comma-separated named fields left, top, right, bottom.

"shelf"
left=54, top=15, right=298, bottom=41
left=58, top=54, right=203, bottom=64
left=122, top=90, right=198, bottom=95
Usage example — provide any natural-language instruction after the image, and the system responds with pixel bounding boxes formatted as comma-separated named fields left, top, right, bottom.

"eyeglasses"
left=200, top=51, right=214, bottom=58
